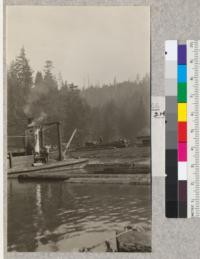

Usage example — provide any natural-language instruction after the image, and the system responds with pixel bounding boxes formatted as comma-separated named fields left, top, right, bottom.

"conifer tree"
left=7, top=47, right=33, bottom=149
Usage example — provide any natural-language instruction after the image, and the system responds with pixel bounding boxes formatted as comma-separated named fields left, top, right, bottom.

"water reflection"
left=8, top=179, right=151, bottom=252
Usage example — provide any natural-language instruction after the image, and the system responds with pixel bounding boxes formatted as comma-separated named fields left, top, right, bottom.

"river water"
left=8, top=179, right=151, bottom=252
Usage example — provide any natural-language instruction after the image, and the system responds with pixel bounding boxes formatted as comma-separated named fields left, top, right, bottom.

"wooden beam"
left=40, top=128, right=44, bottom=147
left=9, top=152, right=13, bottom=168
left=63, top=129, right=77, bottom=156
left=27, top=121, right=60, bottom=129
left=57, top=122, right=62, bottom=161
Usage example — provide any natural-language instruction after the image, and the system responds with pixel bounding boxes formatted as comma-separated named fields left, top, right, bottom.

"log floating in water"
left=65, top=175, right=150, bottom=184
left=17, top=172, right=150, bottom=184
left=85, top=161, right=150, bottom=174
left=18, top=173, right=70, bottom=181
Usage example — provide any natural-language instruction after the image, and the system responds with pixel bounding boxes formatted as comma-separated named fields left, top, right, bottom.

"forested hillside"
left=7, top=48, right=150, bottom=150
left=81, top=77, right=150, bottom=142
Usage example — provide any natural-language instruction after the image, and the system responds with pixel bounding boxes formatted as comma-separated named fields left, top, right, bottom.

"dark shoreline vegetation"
left=7, top=47, right=150, bottom=151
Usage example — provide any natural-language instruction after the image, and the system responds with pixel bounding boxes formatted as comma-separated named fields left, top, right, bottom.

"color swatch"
left=165, top=40, right=178, bottom=218
left=165, top=40, right=200, bottom=218
left=178, top=44, right=187, bottom=218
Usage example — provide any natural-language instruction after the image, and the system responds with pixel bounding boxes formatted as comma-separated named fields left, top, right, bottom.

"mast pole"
left=57, top=122, right=62, bottom=161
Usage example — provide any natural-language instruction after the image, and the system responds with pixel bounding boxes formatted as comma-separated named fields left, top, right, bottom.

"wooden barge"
left=8, top=157, right=88, bottom=177
left=7, top=121, right=89, bottom=178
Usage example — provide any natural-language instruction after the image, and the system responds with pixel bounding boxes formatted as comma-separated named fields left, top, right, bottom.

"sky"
left=6, top=6, right=150, bottom=88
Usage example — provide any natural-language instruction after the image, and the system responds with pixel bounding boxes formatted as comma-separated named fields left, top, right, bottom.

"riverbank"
left=71, top=145, right=150, bottom=162
left=70, top=146, right=150, bottom=184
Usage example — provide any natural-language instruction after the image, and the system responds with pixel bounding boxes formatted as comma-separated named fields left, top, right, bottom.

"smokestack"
left=34, top=128, right=40, bottom=153
left=28, top=117, right=33, bottom=126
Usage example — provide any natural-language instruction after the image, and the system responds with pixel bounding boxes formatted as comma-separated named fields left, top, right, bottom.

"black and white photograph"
left=6, top=6, right=151, bottom=252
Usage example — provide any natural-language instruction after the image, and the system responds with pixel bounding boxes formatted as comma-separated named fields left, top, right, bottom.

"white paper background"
left=3, top=0, right=200, bottom=258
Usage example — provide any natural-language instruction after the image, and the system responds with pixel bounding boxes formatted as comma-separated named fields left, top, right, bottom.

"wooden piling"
left=40, top=127, right=44, bottom=148
left=9, top=152, right=13, bottom=168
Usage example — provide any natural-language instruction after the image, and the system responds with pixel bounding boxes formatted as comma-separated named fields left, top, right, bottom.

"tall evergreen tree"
left=41, top=61, right=59, bottom=125
left=43, top=60, right=58, bottom=90
left=34, top=71, right=43, bottom=88
left=7, top=47, right=33, bottom=149
left=14, top=47, right=33, bottom=97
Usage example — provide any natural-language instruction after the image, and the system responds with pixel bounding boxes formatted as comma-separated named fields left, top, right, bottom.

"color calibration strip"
left=165, top=40, right=200, bottom=218
left=165, top=40, right=178, bottom=218
left=178, top=44, right=187, bottom=218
